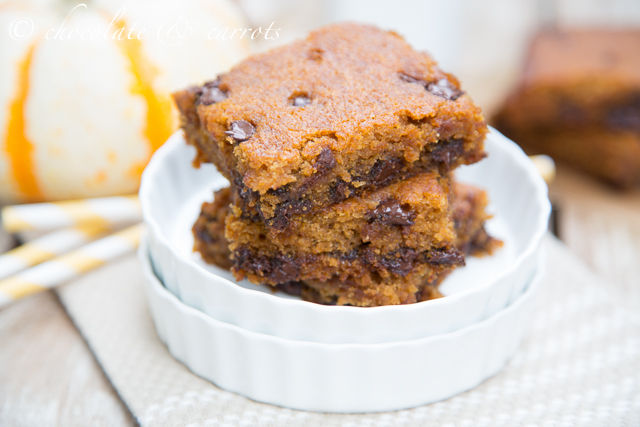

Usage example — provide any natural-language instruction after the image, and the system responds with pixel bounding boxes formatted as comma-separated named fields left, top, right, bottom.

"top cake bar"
left=174, top=23, right=487, bottom=230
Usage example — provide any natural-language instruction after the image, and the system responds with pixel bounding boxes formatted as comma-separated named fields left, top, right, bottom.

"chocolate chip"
left=271, top=256, right=300, bottom=283
left=367, top=199, right=415, bottom=226
left=233, top=249, right=300, bottom=284
left=275, top=281, right=303, bottom=297
left=368, top=158, right=404, bottom=186
left=268, top=198, right=313, bottom=231
left=399, top=73, right=422, bottom=84
left=270, top=214, right=289, bottom=231
left=234, top=248, right=267, bottom=275
left=199, top=86, right=226, bottom=105
left=204, top=79, right=221, bottom=88
left=262, top=150, right=336, bottom=225
left=196, top=78, right=227, bottom=105
left=192, top=219, right=214, bottom=245
left=427, top=249, right=465, bottom=266
left=225, top=120, right=254, bottom=142
left=232, top=175, right=262, bottom=221
left=389, top=249, right=419, bottom=276
left=332, top=180, right=351, bottom=202
left=365, top=248, right=419, bottom=277
left=430, top=139, right=464, bottom=169
left=426, top=79, right=463, bottom=101
left=188, top=85, right=203, bottom=96
left=308, top=48, right=323, bottom=61
left=400, top=73, right=463, bottom=100
left=293, top=96, right=311, bottom=107
left=314, top=148, right=336, bottom=172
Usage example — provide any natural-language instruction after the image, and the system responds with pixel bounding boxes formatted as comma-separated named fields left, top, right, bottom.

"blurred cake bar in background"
left=493, top=30, right=640, bottom=187
left=193, top=182, right=501, bottom=306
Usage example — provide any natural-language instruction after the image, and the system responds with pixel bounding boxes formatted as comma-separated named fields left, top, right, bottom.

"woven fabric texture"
left=56, top=235, right=640, bottom=427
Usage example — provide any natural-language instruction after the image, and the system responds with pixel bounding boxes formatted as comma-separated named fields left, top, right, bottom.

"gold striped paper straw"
left=0, top=223, right=110, bottom=280
left=0, top=224, right=142, bottom=308
left=1, top=195, right=141, bottom=233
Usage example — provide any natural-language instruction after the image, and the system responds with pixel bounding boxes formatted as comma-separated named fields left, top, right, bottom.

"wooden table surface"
left=0, top=165, right=639, bottom=426
left=0, top=291, right=137, bottom=426
left=0, top=228, right=137, bottom=426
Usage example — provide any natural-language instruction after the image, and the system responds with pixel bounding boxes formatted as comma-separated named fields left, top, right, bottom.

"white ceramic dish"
left=140, top=128, right=550, bottom=344
left=141, top=237, right=543, bottom=413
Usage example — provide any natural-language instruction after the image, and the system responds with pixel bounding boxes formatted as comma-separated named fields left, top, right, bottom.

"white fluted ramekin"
left=140, top=237, right=543, bottom=413
left=140, top=128, right=550, bottom=344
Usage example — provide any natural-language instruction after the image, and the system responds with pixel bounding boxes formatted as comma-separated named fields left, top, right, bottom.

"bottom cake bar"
left=193, top=182, right=501, bottom=306
left=451, top=182, right=503, bottom=257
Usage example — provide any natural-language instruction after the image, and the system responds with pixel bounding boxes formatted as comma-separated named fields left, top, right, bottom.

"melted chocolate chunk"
left=340, top=249, right=360, bottom=261
left=225, top=120, right=254, bottom=142
left=204, top=79, right=221, bottom=88
left=367, top=199, right=415, bottom=226
left=234, top=249, right=301, bottom=284
left=234, top=248, right=265, bottom=275
left=271, top=257, right=300, bottom=283
left=263, top=148, right=337, bottom=230
left=388, top=251, right=419, bottom=276
left=368, top=158, right=404, bottom=186
left=332, top=180, right=351, bottom=202
left=426, top=79, right=463, bottom=101
left=399, top=73, right=423, bottom=84
left=427, top=248, right=465, bottom=266
left=364, top=248, right=419, bottom=277
left=275, top=281, right=303, bottom=296
left=193, top=221, right=214, bottom=245
left=314, top=148, right=336, bottom=172
left=293, top=96, right=311, bottom=107
left=200, top=86, right=226, bottom=105
left=400, top=73, right=463, bottom=101
left=430, top=139, right=465, bottom=168
left=270, top=214, right=290, bottom=231
left=197, top=78, right=227, bottom=105
left=268, top=199, right=313, bottom=231
left=294, top=148, right=336, bottom=193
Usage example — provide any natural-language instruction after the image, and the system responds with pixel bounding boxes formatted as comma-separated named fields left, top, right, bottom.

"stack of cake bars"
left=173, top=23, right=500, bottom=306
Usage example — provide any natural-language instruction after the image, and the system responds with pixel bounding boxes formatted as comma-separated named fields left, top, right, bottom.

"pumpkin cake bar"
left=193, top=181, right=501, bottom=306
left=174, top=23, right=488, bottom=231
left=229, top=171, right=461, bottom=306
left=452, top=182, right=503, bottom=257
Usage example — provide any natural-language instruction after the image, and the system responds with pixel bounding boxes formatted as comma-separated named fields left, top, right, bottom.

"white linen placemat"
left=56, top=234, right=640, bottom=427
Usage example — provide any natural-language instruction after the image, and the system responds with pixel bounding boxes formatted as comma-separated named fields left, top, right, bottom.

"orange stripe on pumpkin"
left=5, top=44, right=42, bottom=201
left=114, top=20, right=173, bottom=155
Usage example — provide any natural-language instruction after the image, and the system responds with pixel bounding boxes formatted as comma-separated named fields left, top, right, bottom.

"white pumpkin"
left=0, top=0, right=250, bottom=203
